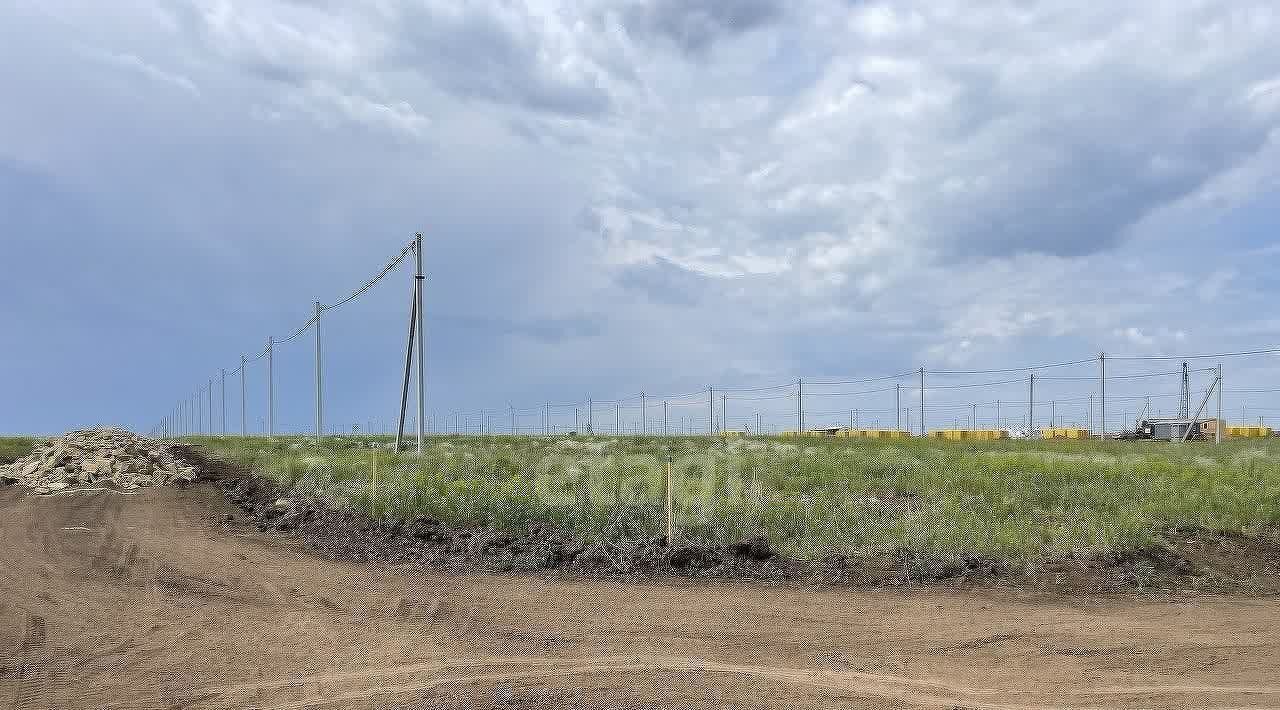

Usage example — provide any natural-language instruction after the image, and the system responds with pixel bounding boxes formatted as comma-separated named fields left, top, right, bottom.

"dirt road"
left=2, top=485, right=1279, bottom=709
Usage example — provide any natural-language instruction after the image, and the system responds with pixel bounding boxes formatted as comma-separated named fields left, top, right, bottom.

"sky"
left=2, top=1, right=1280, bottom=436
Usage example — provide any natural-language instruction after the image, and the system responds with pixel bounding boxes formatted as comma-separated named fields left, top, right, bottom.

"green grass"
left=0, top=437, right=42, bottom=465
left=185, top=434, right=1280, bottom=561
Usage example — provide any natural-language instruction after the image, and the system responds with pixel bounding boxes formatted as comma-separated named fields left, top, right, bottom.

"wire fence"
left=149, top=238, right=1280, bottom=446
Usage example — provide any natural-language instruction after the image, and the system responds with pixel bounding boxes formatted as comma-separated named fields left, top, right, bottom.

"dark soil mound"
left=180, top=445, right=1280, bottom=596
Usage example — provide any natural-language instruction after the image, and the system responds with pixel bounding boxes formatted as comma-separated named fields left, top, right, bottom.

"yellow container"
left=838, top=429, right=912, bottom=439
left=929, top=429, right=1008, bottom=441
left=1042, top=427, right=1091, bottom=440
left=1227, top=425, right=1273, bottom=438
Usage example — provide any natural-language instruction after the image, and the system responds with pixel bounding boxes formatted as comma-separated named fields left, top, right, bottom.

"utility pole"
left=1028, top=373, right=1035, bottom=431
left=755, top=412, right=760, bottom=436
left=896, top=384, right=902, bottom=431
left=1179, top=361, right=1191, bottom=419
left=415, top=233, right=426, bottom=454
left=395, top=268, right=419, bottom=453
left=1099, top=352, right=1106, bottom=440
left=708, top=387, right=714, bottom=435
left=1217, top=363, right=1223, bottom=444
left=588, top=398, right=593, bottom=435
left=797, top=379, right=804, bottom=433
left=663, top=400, right=669, bottom=435
left=207, top=379, right=213, bottom=434
left=919, top=367, right=926, bottom=436
left=996, top=400, right=1001, bottom=430
left=267, top=336, right=274, bottom=437
left=616, top=402, right=620, bottom=435
left=971, top=403, right=977, bottom=430
left=641, top=393, right=647, bottom=435
left=220, top=368, right=226, bottom=435
left=1051, top=400, right=1055, bottom=428
left=511, top=406, right=515, bottom=434
left=239, top=355, right=246, bottom=435
left=722, top=392, right=728, bottom=433
left=314, top=301, right=323, bottom=445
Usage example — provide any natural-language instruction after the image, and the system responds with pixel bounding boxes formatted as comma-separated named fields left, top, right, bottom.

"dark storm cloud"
left=620, top=0, right=785, bottom=53
left=386, top=4, right=614, bottom=117
left=916, top=70, right=1278, bottom=259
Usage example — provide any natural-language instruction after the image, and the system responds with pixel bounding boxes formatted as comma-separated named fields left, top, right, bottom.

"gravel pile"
left=2, top=428, right=196, bottom=494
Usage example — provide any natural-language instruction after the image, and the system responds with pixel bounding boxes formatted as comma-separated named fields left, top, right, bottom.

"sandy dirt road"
left=2, top=485, right=1279, bottom=710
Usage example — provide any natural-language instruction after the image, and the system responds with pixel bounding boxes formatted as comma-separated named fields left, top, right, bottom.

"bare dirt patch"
left=3, top=483, right=1280, bottom=709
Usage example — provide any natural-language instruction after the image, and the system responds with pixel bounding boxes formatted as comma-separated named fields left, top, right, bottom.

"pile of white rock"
left=2, top=428, right=197, bottom=494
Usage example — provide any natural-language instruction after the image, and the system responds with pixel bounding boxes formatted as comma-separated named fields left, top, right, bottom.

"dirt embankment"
left=191, top=446, right=1280, bottom=596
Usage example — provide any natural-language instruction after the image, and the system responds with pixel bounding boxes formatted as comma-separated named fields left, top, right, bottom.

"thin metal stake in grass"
left=371, top=450, right=379, bottom=513
left=665, top=451, right=674, bottom=543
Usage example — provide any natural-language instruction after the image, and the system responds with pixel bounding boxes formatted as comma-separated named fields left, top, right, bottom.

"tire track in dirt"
left=122, top=654, right=1280, bottom=710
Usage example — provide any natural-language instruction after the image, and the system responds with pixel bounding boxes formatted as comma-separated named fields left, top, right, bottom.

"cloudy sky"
left=3, top=1, right=1280, bottom=435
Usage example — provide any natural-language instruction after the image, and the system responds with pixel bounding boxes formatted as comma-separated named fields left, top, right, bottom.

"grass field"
left=181, top=433, right=1280, bottom=561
